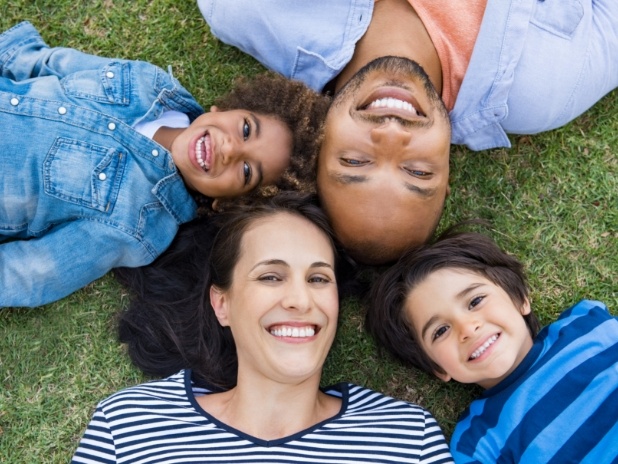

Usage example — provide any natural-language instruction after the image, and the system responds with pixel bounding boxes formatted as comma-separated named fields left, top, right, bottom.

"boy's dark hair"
left=366, top=229, right=541, bottom=377
left=215, top=72, right=331, bottom=196
left=115, top=192, right=345, bottom=390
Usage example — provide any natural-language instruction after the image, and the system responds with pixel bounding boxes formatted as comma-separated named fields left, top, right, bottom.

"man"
left=198, top=0, right=617, bottom=263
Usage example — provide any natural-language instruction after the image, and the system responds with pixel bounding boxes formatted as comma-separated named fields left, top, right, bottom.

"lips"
left=359, top=86, right=426, bottom=119
left=268, top=324, right=318, bottom=338
left=468, top=333, right=500, bottom=361
left=193, top=132, right=213, bottom=173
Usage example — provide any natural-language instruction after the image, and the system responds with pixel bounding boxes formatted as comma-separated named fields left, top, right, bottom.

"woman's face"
left=210, top=212, right=338, bottom=385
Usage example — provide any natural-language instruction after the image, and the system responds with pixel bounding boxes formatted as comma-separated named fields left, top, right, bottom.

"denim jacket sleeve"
left=0, top=220, right=153, bottom=308
left=0, top=21, right=121, bottom=82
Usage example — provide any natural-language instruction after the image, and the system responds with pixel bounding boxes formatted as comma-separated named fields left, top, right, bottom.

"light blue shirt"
left=198, top=0, right=618, bottom=150
left=0, top=22, right=203, bottom=307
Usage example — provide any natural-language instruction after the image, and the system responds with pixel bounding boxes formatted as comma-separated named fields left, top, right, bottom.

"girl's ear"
left=520, top=297, right=532, bottom=316
left=211, top=198, right=221, bottom=211
left=434, top=371, right=452, bottom=383
left=210, top=285, right=230, bottom=327
left=209, top=105, right=219, bottom=112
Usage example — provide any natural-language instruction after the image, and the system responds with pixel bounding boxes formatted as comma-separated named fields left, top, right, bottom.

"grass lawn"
left=1, top=1, right=616, bottom=462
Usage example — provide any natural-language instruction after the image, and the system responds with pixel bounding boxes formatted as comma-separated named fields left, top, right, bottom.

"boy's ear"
left=209, top=105, right=219, bottom=112
left=434, top=371, right=452, bottom=383
left=210, top=285, right=230, bottom=327
left=520, top=297, right=532, bottom=316
left=446, top=184, right=451, bottom=197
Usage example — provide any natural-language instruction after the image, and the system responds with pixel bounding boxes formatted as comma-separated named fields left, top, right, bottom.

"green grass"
left=0, top=1, right=616, bottom=462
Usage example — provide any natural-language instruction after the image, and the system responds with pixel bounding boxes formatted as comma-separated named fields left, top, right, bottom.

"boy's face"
left=170, top=108, right=292, bottom=198
left=405, top=268, right=533, bottom=389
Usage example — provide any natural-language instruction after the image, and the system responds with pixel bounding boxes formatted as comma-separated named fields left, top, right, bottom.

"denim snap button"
left=98, top=173, right=107, bottom=181
left=108, top=122, right=116, bottom=131
left=10, top=97, right=19, bottom=106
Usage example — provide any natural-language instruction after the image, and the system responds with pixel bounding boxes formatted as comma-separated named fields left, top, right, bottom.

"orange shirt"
left=408, top=0, right=487, bottom=110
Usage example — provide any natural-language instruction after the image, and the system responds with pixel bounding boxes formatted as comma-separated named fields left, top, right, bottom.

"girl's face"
left=405, top=268, right=533, bottom=389
left=171, top=107, right=293, bottom=198
left=210, top=212, right=338, bottom=385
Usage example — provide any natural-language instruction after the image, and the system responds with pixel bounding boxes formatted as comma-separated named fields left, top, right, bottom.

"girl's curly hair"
left=215, top=72, right=331, bottom=197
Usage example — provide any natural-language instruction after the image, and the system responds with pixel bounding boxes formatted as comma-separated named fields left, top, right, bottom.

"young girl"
left=72, top=193, right=453, bottom=463
left=367, top=230, right=617, bottom=463
left=0, top=21, right=329, bottom=308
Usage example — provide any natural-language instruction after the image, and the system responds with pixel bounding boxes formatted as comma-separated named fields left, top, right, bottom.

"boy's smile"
left=405, top=268, right=534, bottom=389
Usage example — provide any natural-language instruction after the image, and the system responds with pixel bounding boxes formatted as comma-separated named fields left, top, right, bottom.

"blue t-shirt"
left=450, top=300, right=618, bottom=463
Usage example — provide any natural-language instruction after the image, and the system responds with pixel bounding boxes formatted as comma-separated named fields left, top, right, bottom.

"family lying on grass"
left=1, top=4, right=617, bottom=461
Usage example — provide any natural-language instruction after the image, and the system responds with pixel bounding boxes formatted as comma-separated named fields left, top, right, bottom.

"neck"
left=335, top=0, right=442, bottom=94
left=198, top=373, right=341, bottom=440
left=152, top=126, right=184, bottom=152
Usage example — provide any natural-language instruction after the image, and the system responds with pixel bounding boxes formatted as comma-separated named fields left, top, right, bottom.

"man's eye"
left=405, top=168, right=430, bottom=177
left=243, top=118, right=251, bottom=140
left=243, top=162, right=252, bottom=185
left=341, top=158, right=367, bottom=166
left=433, top=326, right=449, bottom=341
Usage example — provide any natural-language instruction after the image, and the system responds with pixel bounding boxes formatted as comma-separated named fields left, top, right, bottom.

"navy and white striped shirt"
left=451, top=299, right=618, bottom=463
left=73, top=370, right=453, bottom=463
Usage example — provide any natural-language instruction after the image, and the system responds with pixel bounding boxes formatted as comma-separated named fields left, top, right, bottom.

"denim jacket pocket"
left=44, top=137, right=126, bottom=213
left=531, top=0, right=584, bottom=39
left=61, top=62, right=130, bottom=105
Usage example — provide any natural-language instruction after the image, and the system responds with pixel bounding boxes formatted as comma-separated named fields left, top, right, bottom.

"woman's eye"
left=309, top=275, right=331, bottom=284
left=243, top=118, right=251, bottom=140
left=433, top=325, right=449, bottom=341
left=258, top=275, right=280, bottom=282
left=243, top=162, right=252, bottom=185
left=469, top=296, right=484, bottom=309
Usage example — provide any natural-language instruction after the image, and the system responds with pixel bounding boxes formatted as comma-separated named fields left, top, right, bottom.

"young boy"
left=367, top=231, right=617, bottom=463
left=0, top=21, right=329, bottom=308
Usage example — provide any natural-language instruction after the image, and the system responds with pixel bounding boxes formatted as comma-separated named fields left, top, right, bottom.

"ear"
left=211, top=198, right=221, bottom=211
left=434, top=371, right=452, bottom=383
left=520, top=297, right=532, bottom=316
left=209, top=105, right=219, bottom=113
left=446, top=184, right=451, bottom=197
left=209, top=285, right=230, bottom=327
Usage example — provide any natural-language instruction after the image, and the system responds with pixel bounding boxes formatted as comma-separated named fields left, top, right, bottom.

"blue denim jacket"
left=0, top=22, right=203, bottom=307
left=199, top=0, right=618, bottom=150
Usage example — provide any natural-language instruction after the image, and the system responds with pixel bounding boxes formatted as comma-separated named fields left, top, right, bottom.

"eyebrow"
left=250, top=113, right=261, bottom=138
left=250, top=259, right=334, bottom=272
left=329, top=172, right=436, bottom=197
left=419, top=282, right=485, bottom=340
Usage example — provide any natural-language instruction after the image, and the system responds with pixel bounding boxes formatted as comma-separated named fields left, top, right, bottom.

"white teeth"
left=470, top=335, right=499, bottom=360
left=195, top=136, right=208, bottom=172
left=270, top=326, right=316, bottom=338
left=367, top=97, right=421, bottom=116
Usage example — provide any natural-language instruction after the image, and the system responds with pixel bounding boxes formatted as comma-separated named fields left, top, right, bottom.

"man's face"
left=318, top=57, right=451, bottom=264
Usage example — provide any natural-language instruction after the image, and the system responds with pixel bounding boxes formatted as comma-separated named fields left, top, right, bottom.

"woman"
left=72, top=194, right=453, bottom=463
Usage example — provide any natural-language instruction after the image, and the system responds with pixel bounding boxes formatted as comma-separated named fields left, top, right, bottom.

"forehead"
left=236, top=213, right=334, bottom=265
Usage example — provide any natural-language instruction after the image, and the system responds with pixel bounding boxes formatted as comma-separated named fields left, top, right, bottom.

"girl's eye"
left=433, top=325, right=449, bottom=341
left=243, top=118, right=251, bottom=140
left=469, top=296, right=484, bottom=309
left=258, top=274, right=281, bottom=282
left=243, top=162, right=252, bottom=185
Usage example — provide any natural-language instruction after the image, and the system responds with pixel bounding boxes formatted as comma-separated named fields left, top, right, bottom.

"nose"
left=281, top=277, right=312, bottom=313
left=220, top=134, right=242, bottom=165
left=458, top=316, right=481, bottom=341
left=370, top=119, right=412, bottom=157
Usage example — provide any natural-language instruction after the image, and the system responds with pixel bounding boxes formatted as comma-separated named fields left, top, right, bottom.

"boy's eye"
left=404, top=167, right=430, bottom=177
left=243, top=162, right=252, bottom=185
left=433, top=325, right=449, bottom=341
left=469, top=296, right=484, bottom=309
left=243, top=118, right=251, bottom=140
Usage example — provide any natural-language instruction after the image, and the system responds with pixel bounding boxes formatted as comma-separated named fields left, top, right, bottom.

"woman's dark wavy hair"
left=115, top=192, right=343, bottom=390
left=214, top=71, right=331, bottom=197
left=366, top=228, right=541, bottom=377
